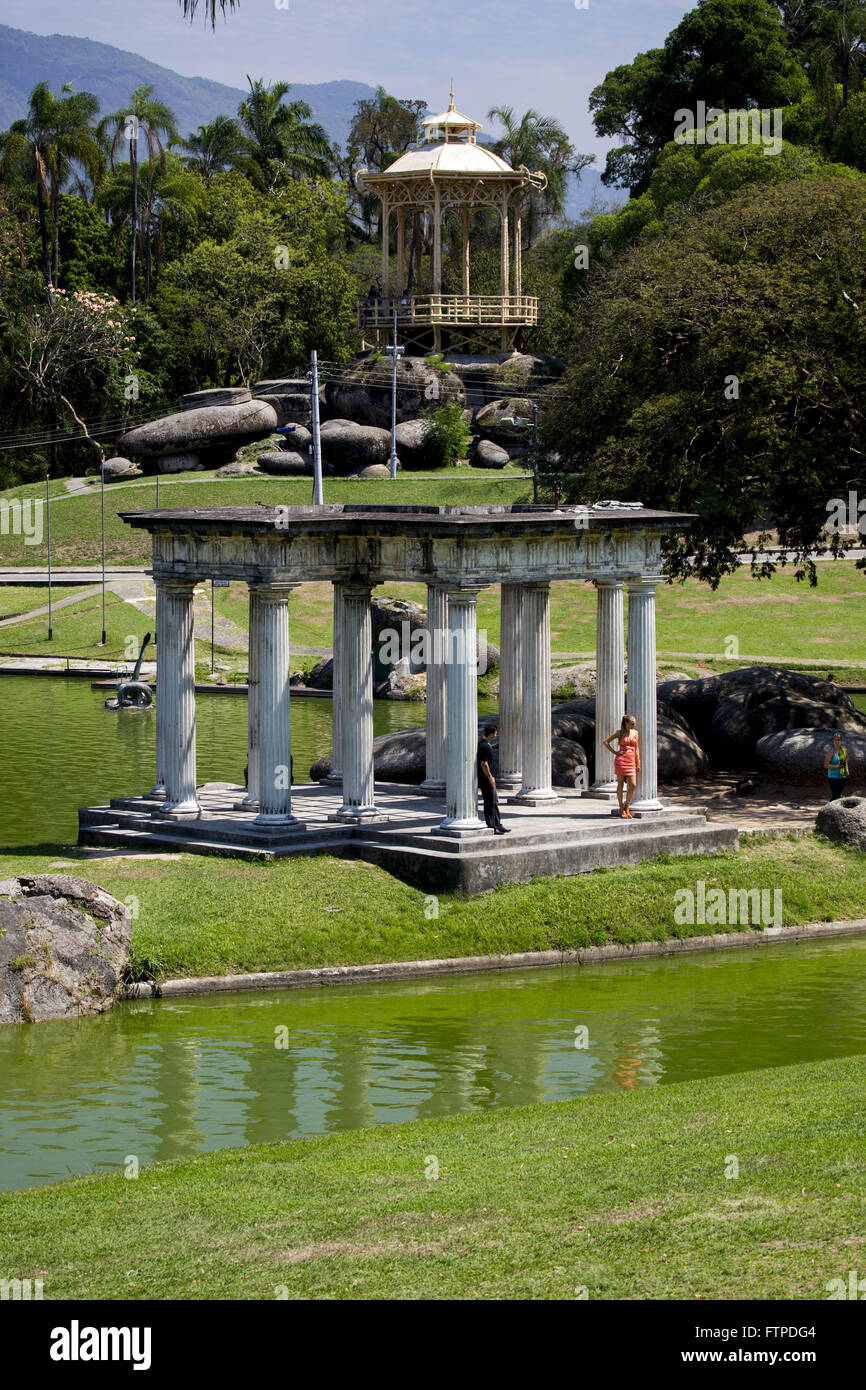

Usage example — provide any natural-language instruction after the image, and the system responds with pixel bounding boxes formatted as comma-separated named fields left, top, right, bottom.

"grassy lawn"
left=0, top=585, right=86, bottom=619
left=2, top=835, right=864, bottom=981
left=1, top=1052, right=862, bottom=1299
left=0, top=589, right=152, bottom=661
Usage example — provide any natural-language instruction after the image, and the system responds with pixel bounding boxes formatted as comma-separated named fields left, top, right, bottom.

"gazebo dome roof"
left=382, top=140, right=516, bottom=178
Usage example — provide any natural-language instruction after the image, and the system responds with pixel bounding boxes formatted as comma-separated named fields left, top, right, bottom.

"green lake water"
left=0, top=675, right=495, bottom=849
left=2, top=936, right=866, bottom=1192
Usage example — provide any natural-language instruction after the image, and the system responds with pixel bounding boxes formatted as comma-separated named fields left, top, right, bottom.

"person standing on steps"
left=478, top=723, right=509, bottom=834
left=604, top=714, right=640, bottom=818
left=824, top=731, right=849, bottom=800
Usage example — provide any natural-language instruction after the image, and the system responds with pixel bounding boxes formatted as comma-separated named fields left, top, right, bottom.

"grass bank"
left=1, top=1052, right=862, bottom=1299
left=2, top=835, right=865, bottom=981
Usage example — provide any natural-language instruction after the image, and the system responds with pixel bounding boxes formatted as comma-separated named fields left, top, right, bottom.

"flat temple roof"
left=120, top=503, right=695, bottom=533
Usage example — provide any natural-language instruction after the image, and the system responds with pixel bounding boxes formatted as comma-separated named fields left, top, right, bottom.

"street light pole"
left=385, top=310, right=404, bottom=480
left=100, top=454, right=106, bottom=645
left=309, top=350, right=324, bottom=506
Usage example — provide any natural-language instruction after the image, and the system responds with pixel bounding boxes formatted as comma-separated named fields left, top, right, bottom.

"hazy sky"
left=3, top=0, right=691, bottom=156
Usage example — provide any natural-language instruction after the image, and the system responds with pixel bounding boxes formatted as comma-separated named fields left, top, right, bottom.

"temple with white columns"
left=79, top=503, right=738, bottom=890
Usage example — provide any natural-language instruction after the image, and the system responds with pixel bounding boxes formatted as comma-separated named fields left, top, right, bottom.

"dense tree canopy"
left=544, top=178, right=866, bottom=584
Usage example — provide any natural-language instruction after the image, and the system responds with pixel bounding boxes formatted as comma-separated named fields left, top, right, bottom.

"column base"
left=497, top=773, right=522, bottom=793
left=148, top=783, right=167, bottom=801
left=324, top=770, right=343, bottom=785
left=631, top=797, right=666, bottom=814
left=436, top=817, right=491, bottom=838
left=159, top=799, right=201, bottom=820
left=418, top=778, right=447, bottom=794
left=329, top=807, right=389, bottom=825
left=586, top=784, right=618, bottom=802
left=253, top=811, right=303, bottom=829
left=512, top=788, right=560, bottom=806
left=233, top=796, right=259, bottom=811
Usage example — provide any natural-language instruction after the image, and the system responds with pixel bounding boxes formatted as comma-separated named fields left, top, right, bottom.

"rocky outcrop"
left=658, top=667, right=866, bottom=766
left=756, top=729, right=866, bottom=785
left=351, top=463, right=392, bottom=479
left=319, top=419, right=392, bottom=473
left=324, top=356, right=465, bottom=428
left=816, top=795, right=866, bottom=850
left=253, top=379, right=312, bottom=428
left=552, top=736, right=589, bottom=788
left=443, top=352, right=564, bottom=405
left=0, top=875, right=132, bottom=1025
left=120, top=394, right=278, bottom=467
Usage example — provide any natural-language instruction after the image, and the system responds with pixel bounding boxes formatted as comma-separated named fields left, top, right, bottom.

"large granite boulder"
left=0, top=875, right=132, bottom=1025
left=151, top=452, right=203, bottom=474
left=394, top=419, right=435, bottom=470
left=473, top=397, right=534, bottom=447
left=552, top=736, right=589, bottom=788
left=287, top=424, right=313, bottom=452
left=549, top=697, right=708, bottom=781
left=180, top=387, right=251, bottom=410
left=815, top=795, right=866, bottom=850
left=472, top=439, right=511, bottom=469
left=253, top=379, right=312, bottom=427
left=319, top=419, right=391, bottom=472
left=324, top=356, right=465, bottom=428
left=756, top=729, right=866, bottom=785
left=311, top=727, right=427, bottom=784
left=351, top=464, right=392, bottom=479
left=443, top=352, right=564, bottom=406
left=101, top=456, right=140, bottom=480
left=256, top=450, right=314, bottom=476
left=120, top=396, right=278, bottom=465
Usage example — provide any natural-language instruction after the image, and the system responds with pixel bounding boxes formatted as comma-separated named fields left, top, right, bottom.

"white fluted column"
left=159, top=578, right=200, bottom=819
left=627, top=577, right=663, bottom=812
left=236, top=585, right=263, bottom=809
left=326, top=581, right=344, bottom=784
left=149, top=577, right=169, bottom=798
left=420, top=583, right=448, bottom=792
left=332, top=583, right=386, bottom=823
left=253, top=582, right=302, bottom=827
left=590, top=580, right=625, bottom=797
left=516, top=582, right=558, bottom=804
left=497, top=583, right=523, bottom=791
left=439, top=586, right=489, bottom=836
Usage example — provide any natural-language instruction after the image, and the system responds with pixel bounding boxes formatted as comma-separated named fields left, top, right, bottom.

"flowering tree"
left=15, top=289, right=138, bottom=465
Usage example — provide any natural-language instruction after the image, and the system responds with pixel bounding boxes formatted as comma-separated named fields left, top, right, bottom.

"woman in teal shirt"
left=824, top=732, right=849, bottom=800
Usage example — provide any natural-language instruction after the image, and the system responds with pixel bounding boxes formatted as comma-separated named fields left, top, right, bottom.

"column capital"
left=444, top=584, right=485, bottom=604
left=626, top=576, right=662, bottom=594
left=594, top=577, right=624, bottom=590
left=341, top=580, right=376, bottom=600
left=154, top=574, right=198, bottom=594
left=248, top=579, right=299, bottom=600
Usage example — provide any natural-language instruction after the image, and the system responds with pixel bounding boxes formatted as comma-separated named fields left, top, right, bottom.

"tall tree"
left=182, top=115, right=246, bottom=180
left=802, top=1, right=866, bottom=110
left=237, top=77, right=332, bottom=191
left=97, top=154, right=203, bottom=303
left=590, top=0, right=808, bottom=192
left=0, top=82, right=101, bottom=290
left=99, top=86, right=180, bottom=303
left=487, top=105, right=594, bottom=243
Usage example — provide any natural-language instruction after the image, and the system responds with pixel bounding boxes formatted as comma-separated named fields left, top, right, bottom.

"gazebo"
left=356, top=90, right=547, bottom=352
left=78, top=503, right=738, bottom=890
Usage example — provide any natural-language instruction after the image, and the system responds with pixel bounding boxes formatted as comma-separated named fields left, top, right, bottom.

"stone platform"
left=79, top=783, right=739, bottom=893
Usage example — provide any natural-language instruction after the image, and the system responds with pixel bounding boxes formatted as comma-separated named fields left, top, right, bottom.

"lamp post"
left=308, top=351, right=324, bottom=506
left=100, top=452, right=106, bottom=645
left=45, top=472, right=53, bottom=642
left=384, top=310, right=404, bottom=480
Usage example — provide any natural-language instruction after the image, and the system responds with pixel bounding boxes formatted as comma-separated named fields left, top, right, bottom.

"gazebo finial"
left=449, top=80, right=455, bottom=111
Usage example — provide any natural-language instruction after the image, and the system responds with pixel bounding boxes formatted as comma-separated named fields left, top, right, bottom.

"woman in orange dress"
left=604, top=714, right=640, bottom=818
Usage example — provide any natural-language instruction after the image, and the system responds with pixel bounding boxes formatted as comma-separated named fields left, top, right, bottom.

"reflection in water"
left=0, top=675, right=497, bottom=847
left=2, top=936, right=866, bottom=1192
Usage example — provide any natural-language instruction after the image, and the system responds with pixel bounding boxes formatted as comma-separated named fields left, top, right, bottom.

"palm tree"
left=179, top=0, right=238, bottom=23
left=237, top=77, right=332, bottom=191
left=487, top=105, right=594, bottom=245
left=99, top=86, right=180, bottom=302
left=182, top=115, right=246, bottom=180
left=97, top=153, right=203, bottom=302
left=804, top=1, right=866, bottom=110
left=0, top=81, right=101, bottom=289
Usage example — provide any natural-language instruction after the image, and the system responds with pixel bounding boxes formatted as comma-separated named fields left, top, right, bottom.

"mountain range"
left=0, top=23, right=616, bottom=218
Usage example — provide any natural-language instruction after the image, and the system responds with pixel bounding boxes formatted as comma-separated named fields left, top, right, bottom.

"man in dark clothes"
left=478, top=724, right=509, bottom=834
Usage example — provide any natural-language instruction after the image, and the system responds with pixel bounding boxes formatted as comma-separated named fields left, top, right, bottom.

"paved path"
left=0, top=585, right=102, bottom=628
